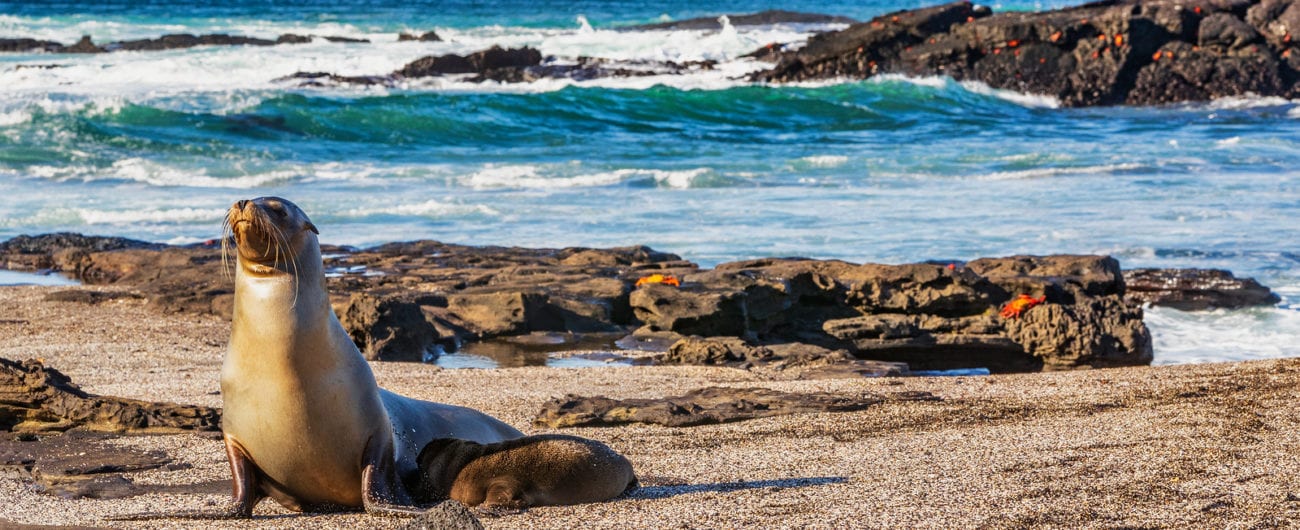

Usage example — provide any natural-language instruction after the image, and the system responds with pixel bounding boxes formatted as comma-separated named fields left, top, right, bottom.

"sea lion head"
left=224, top=196, right=318, bottom=276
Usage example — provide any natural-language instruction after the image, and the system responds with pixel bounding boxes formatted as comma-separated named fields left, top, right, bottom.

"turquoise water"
left=2, top=0, right=1299, bottom=364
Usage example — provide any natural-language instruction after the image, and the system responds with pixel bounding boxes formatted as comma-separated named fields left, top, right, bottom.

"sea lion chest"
left=221, top=279, right=391, bottom=508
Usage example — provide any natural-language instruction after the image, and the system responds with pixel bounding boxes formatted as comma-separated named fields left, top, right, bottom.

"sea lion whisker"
left=266, top=219, right=302, bottom=307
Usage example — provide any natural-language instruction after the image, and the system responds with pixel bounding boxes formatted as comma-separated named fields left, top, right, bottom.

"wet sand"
left=1, top=284, right=1298, bottom=529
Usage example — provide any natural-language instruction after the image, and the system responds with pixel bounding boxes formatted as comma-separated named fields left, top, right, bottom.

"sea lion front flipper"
left=223, top=434, right=264, bottom=517
left=481, top=477, right=528, bottom=510
left=361, top=433, right=422, bottom=516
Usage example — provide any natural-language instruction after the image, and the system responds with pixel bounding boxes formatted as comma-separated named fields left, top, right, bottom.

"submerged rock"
left=0, top=38, right=65, bottom=53
left=398, top=31, right=443, bottom=42
left=281, top=47, right=718, bottom=88
left=105, top=33, right=278, bottom=52
left=753, top=0, right=1300, bottom=106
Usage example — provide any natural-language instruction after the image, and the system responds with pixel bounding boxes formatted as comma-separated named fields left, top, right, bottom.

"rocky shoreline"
left=12, top=1, right=1300, bottom=105
left=752, top=0, right=1300, bottom=106
left=1, top=282, right=1297, bottom=528
left=0, top=233, right=1279, bottom=375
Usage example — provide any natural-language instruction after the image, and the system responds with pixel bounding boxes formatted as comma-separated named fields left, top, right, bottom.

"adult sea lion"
left=221, top=196, right=523, bottom=515
left=415, top=434, right=638, bottom=510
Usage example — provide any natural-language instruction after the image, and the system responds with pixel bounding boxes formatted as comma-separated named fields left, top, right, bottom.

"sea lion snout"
left=224, top=197, right=319, bottom=270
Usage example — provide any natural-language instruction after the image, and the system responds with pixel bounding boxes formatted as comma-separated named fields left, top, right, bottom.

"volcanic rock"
left=398, top=31, right=443, bottom=42
left=105, top=33, right=278, bottom=52
left=1124, top=268, right=1281, bottom=310
left=0, top=38, right=64, bottom=53
left=395, top=499, right=484, bottom=530
left=0, top=233, right=1183, bottom=373
left=396, top=46, right=543, bottom=78
left=533, top=386, right=888, bottom=428
left=0, top=357, right=220, bottom=433
left=753, top=0, right=1300, bottom=106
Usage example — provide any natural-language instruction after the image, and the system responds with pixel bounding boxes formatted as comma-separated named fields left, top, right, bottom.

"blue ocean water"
left=2, top=0, right=1299, bottom=364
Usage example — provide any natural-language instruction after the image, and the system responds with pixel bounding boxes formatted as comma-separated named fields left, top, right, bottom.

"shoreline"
left=2, top=284, right=1299, bottom=528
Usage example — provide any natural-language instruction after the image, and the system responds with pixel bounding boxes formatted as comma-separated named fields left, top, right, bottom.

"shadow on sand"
left=628, top=476, right=847, bottom=501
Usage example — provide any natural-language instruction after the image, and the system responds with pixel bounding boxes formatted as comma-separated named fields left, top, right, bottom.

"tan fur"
left=220, top=197, right=523, bottom=514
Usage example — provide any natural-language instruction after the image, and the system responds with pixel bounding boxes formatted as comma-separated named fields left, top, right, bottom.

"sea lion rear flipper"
left=223, top=434, right=264, bottom=517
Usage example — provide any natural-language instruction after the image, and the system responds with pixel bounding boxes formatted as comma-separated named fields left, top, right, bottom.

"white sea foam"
left=1147, top=305, right=1300, bottom=364
left=75, top=206, right=226, bottom=225
left=341, top=200, right=499, bottom=218
left=1215, top=136, right=1241, bottom=147
left=959, top=80, right=1061, bottom=108
left=796, top=155, right=849, bottom=168
left=868, top=74, right=1062, bottom=108
left=0, top=14, right=841, bottom=106
left=968, top=162, right=1145, bottom=181
left=1204, top=94, right=1293, bottom=110
left=460, top=165, right=709, bottom=189
left=18, top=158, right=297, bottom=188
left=105, top=158, right=296, bottom=188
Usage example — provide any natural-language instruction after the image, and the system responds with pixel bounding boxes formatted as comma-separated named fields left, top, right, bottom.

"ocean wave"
left=18, top=158, right=297, bottom=188
left=75, top=206, right=226, bottom=225
left=794, top=155, right=849, bottom=168
left=869, top=74, right=1062, bottom=109
left=340, top=200, right=500, bottom=218
left=967, top=162, right=1146, bottom=181
left=1147, top=305, right=1300, bottom=365
left=461, top=165, right=710, bottom=189
left=958, top=80, right=1061, bottom=109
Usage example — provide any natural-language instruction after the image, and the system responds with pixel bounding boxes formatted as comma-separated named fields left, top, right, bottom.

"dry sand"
left=1, top=284, right=1299, bottom=529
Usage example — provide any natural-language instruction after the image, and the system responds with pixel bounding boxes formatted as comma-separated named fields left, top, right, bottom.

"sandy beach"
left=1, top=283, right=1298, bottom=529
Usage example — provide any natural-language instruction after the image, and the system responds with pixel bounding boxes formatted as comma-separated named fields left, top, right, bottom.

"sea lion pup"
left=415, top=434, right=638, bottom=510
left=221, top=196, right=523, bottom=516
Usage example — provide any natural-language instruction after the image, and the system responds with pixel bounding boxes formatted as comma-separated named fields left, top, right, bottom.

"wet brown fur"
left=415, top=434, right=637, bottom=510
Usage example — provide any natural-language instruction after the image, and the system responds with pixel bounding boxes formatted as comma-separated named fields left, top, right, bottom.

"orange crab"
left=635, top=274, right=680, bottom=288
left=1000, top=294, right=1047, bottom=319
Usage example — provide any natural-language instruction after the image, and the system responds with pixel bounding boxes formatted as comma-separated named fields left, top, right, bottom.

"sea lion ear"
left=305, top=221, right=319, bottom=234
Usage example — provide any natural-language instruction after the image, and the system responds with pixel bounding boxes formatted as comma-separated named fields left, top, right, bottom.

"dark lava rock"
left=1, top=232, right=1174, bottom=373
left=0, top=233, right=161, bottom=256
left=661, top=337, right=773, bottom=365
left=1124, top=268, right=1281, bottom=310
left=622, top=10, right=857, bottom=31
left=398, top=31, right=443, bottom=42
left=396, top=46, right=543, bottom=78
left=533, top=386, right=886, bottom=428
left=662, top=337, right=910, bottom=378
left=0, top=357, right=220, bottom=432
left=42, top=290, right=143, bottom=305
left=0, top=38, right=64, bottom=53
left=284, top=47, right=716, bottom=87
left=59, top=35, right=105, bottom=54
left=752, top=0, right=1300, bottom=106
left=105, top=33, right=278, bottom=52
left=396, top=500, right=484, bottom=530
left=275, top=71, right=393, bottom=87
left=276, top=33, right=314, bottom=44
left=339, top=292, right=449, bottom=361
left=1, top=429, right=227, bottom=502
left=320, top=35, right=370, bottom=43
